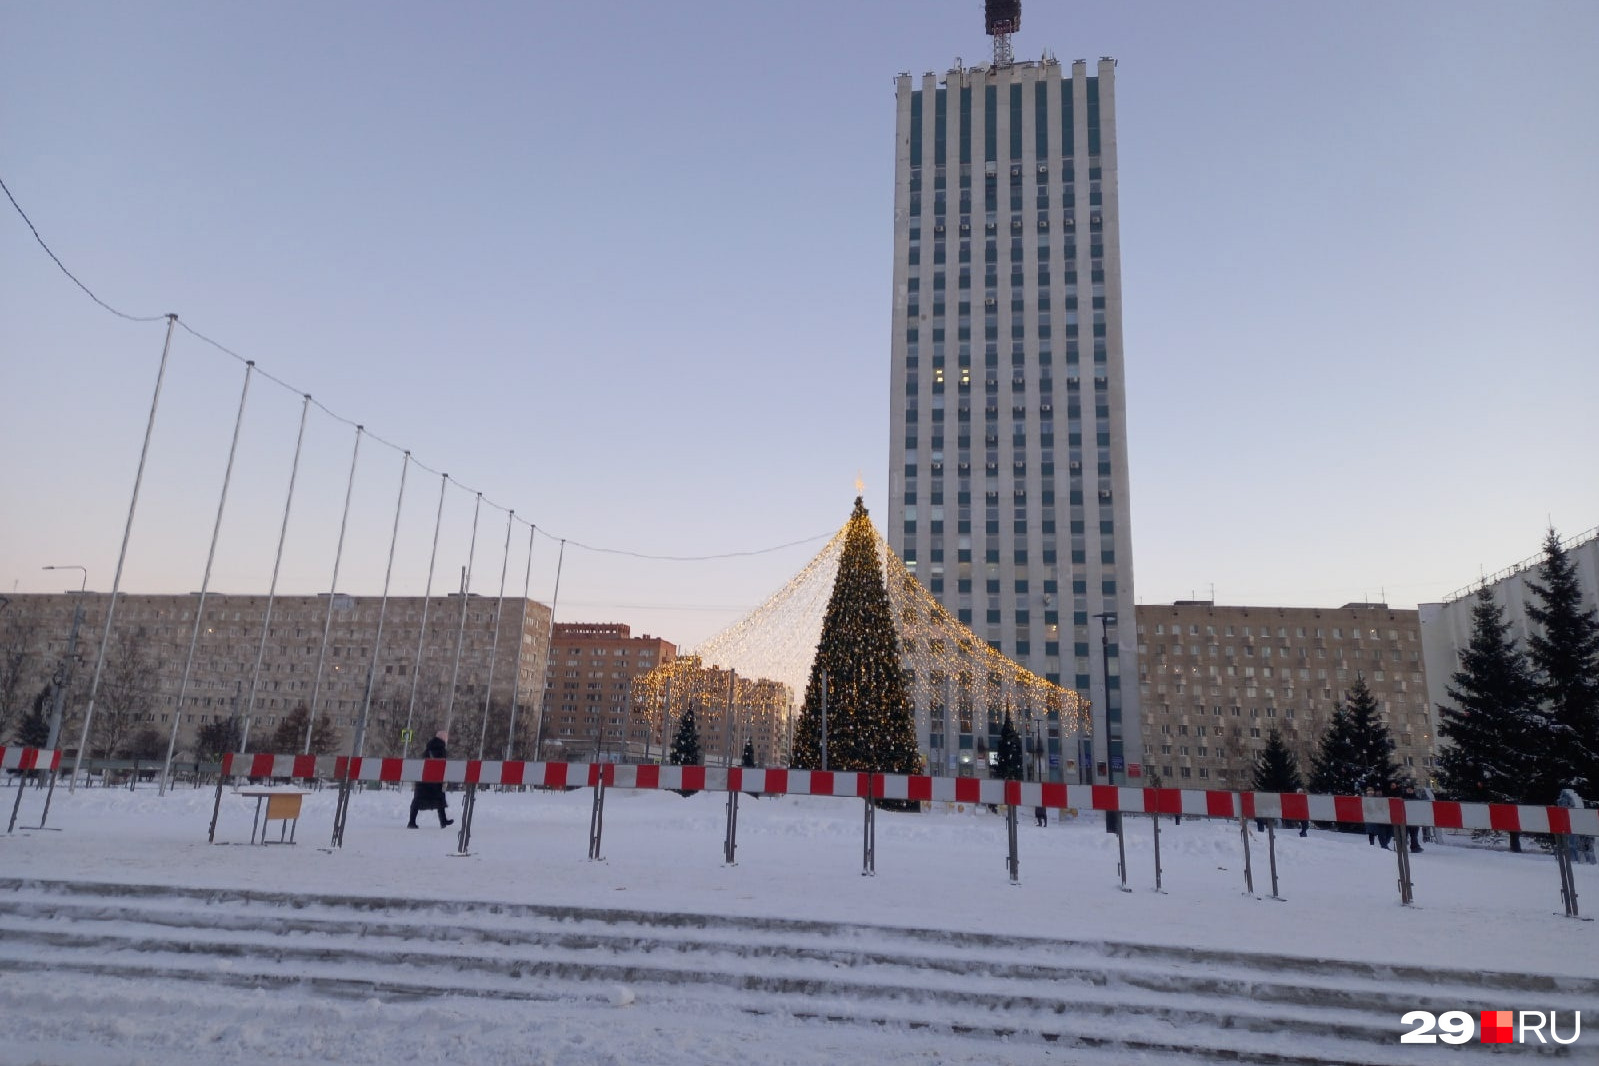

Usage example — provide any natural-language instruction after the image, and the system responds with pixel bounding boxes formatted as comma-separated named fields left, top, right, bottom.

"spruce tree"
left=1436, top=587, right=1540, bottom=805
left=1525, top=527, right=1599, bottom=798
left=995, top=712, right=1024, bottom=781
left=791, top=498, right=920, bottom=776
left=669, top=702, right=703, bottom=797
left=1252, top=729, right=1303, bottom=794
left=14, top=686, right=51, bottom=748
left=669, top=702, right=703, bottom=766
left=1309, top=676, right=1397, bottom=795
left=269, top=703, right=340, bottom=755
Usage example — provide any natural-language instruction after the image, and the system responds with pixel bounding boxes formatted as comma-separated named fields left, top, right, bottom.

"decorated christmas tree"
left=995, top=712, right=1025, bottom=781
left=791, top=498, right=921, bottom=777
left=669, top=702, right=702, bottom=767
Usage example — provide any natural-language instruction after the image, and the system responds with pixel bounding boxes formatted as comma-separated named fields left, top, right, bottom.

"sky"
left=3, top=1, right=1596, bottom=651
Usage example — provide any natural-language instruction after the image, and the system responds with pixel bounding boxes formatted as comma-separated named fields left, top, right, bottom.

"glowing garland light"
left=631, top=508, right=1086, bottom=746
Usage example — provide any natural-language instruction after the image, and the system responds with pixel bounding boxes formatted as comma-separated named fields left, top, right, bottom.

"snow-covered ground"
left=1, top=779, right=1594, bottom=1064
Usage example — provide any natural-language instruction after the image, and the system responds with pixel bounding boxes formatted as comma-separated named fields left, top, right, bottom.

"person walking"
left=408, top=730, right=453, bottom=829
left=1034, top=805, right=1047, bottom=827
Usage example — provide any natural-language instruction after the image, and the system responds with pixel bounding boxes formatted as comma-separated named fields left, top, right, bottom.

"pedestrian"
left=1034, top=805, right=1047, bottom=827
left=1364, top=787, right=1379, bottom=846
left=408, top=730, right=454, bottom=829
left=1401, top=783, right=1423, bottom=853
left=1297, top=788, right=1309, bottom=836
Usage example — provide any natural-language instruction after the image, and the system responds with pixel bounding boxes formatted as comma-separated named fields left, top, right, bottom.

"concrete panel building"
left=538, top=623, right=676, bottom=762
left=0, top=591, right=552, bottom=759
left=1136, top=601, right=1434, bottom=788
left=887, top=54, right=1141, bottom=784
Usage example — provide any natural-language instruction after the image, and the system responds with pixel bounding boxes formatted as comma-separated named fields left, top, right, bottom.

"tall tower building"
left=887, top=53, right=1142, bottom=784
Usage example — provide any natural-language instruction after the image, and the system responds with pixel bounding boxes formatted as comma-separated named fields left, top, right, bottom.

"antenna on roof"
left=985, top=0, right=1020, bottom=68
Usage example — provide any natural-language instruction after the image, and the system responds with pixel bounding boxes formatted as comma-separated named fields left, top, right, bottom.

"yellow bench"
left=240, top=789, right=306, bottom=845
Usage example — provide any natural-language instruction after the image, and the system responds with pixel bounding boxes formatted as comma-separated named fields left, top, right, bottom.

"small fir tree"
left=195, top=716, right=244, bottom=761
left=669, top=703, right=703, bottom=767
left=995, top=712, right=1025, bottom=781
left=1252, top=729, right=1303, bottom=794
left=14, top=686, right=51, bottom=748
left=1309, top=676, right=1397, bottom=796
left=269, top=703, right=340, bottom=755
left=1525, top=527, right=1599, bottom=798
left=668, top=701, right=702, bottom=798
left=1436, top=587, right=1540, bottom=805
left=791, top=498, right=920, bottom=777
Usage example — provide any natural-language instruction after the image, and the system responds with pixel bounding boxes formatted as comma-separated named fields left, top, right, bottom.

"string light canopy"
left=632, top=500, right=1086, bottom=753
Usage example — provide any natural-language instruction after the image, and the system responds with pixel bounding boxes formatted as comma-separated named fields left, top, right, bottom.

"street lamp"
left=42, top=565, right=88, bottom=753
left=1092, top=610, right=1119, bottom=832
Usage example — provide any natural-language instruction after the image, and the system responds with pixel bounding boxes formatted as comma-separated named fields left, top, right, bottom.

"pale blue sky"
left=3, top=1, right=1596, bottom=649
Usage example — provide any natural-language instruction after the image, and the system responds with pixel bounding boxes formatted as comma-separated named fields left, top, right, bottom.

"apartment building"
left=0, top=591, right=551, bottom=758
left=538, top=623, right=676, bottom=761
left=1135, top=601, right=1433, bottom=788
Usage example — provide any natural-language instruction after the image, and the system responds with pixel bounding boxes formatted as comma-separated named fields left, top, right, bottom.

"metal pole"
left=443, top=493, right=482, bottom=740
left=655, top=675, right=669, bottom=763
left=1556, top=838, right=1579, bottom=918
left=1240, top=813, right=1255, bottom=896
left=1267, top=821, right=1282, bottom=900
left=42, top=565, right=87, bottom=752
left=1395, top=818, right=1414, bottom=905
left=503, top=523, right=536, bottom=761
left=1152, top=811, right=1164, bottom=892
left=403, top=473, right=449, bottom=758
left=477, top=509, right=514, bottom=759
left=531, top=538, right=565, bottom=760
left=73, top=313, right=177, bottom=791
left=820, top=671, right=828, bottom=771
left=242, top=394, right=311, bottom=753
left=1115, top=809, right=1130, bottom=891
left=1006, top=801, right=1020, bottom=884
left=723, top=669, right=737, bottom=767
left=161, top=361, right=255, bottom=795
left=305, top=425, right=364, bottom=753
left=351, top=452, right=410, bottom=759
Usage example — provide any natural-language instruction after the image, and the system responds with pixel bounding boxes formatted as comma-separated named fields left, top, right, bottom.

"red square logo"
left=1481, top=1010, right=1514, bottom=1044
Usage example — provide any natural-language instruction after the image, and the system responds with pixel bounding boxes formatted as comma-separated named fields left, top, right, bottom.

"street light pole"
left=42, top=566, right=88, bottom=753
left=1093, top=611, right=1119, bottom=832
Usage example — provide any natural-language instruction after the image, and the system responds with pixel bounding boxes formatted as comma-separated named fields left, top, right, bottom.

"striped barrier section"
left=215, top=753, right=1599, bottom=836
left=3, top=747, right=65, bottom=833
left=1, top=747, right=63, bottom=773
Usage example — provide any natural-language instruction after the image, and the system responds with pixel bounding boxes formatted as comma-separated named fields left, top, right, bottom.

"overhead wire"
left=3, top=171, right=829, bottom=565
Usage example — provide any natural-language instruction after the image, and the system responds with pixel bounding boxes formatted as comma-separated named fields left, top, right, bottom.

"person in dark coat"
left=408, top=730, right=453, bottom=828
left=1034, top=805, right=1047, bottom=827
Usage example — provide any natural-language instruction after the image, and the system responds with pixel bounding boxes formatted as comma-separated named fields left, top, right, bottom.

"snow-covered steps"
left=0, top=877, right=1590, bottom=1064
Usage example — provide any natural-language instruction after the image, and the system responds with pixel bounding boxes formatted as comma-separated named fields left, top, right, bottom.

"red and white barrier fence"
left=2, top=747, right=64, bottom=833
left=215, top=752, right=1599, bottom=837
left=1, top=747, right=62, bottom=773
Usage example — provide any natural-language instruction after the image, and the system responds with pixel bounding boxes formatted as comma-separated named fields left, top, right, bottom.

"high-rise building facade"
left=888, top=56, right=1141, bottom=782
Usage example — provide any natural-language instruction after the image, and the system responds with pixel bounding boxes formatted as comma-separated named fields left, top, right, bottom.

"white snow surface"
left=1, top=780, right=1594, bottom=1065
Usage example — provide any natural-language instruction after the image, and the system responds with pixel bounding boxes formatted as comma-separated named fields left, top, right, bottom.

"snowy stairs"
left=0, top=876, right=1591, bottom=1064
